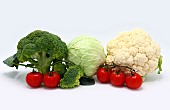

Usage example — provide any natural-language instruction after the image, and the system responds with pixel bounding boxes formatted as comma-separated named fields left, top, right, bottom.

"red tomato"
left=26, top=71, right=43, bottom=88
left=97, top=67, right=110, bottom=83
left=43, top=72, right=60, bottom=88
left=125, top=73, right=143, bottom=89
left=110, top=71, right=125, bottom=86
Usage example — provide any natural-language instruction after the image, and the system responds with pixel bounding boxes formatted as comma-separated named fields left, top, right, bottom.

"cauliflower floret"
left=106, top=29, right=161, bottom=76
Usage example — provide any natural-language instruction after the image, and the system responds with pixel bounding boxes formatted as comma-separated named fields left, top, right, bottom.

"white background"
left=0, top=0, right=170, bottom=110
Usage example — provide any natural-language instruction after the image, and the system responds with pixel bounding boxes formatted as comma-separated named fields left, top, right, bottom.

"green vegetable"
left=79, top=76, right=95, bottom=85
left=67, top=36, right=106, bottom=76
left=142, top=75, right=146, bottom=81
left=60, top=65, right=84, bottom=88
left=53, top=62, right=67, bottom=78
left=3, top=30, right=68, bottom=74
left=158, top=56, right=163, bottom=74
left=3, top=54, right=19, bottom=69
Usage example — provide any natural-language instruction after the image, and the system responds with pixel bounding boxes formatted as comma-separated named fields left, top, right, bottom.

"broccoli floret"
left=3, top=30, right=68, bottom=74
left=53, top=62, right=67, bottom=78
left=60, top=65, right=84, bottom=88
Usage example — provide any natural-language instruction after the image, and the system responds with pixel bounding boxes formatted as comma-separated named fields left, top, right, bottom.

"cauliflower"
left=106, top=29, right=161, bottom=76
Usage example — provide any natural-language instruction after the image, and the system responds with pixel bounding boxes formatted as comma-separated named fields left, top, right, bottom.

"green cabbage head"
left=67, top=36, right=106, bottom=76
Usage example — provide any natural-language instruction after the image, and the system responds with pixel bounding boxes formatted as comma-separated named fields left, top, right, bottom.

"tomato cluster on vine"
left=96, top=64, right=143, bottom=89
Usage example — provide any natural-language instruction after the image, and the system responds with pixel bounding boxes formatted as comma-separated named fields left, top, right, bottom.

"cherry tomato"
left=26, top=71, right=43, bottom=88
left=125, top=73, right=143, bottom=89
left=110, top=70, right=125, bottom=86
left=43, top=72, right=60, bottom=88
left=97, top=67, right=110, bottom=83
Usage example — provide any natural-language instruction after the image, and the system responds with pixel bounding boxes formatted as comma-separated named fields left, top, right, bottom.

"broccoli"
left=53, top=62, right=67, bottom=78
left=60, top=65, right=84, bottom=88
left=3, top=54, right=20, bottom=69
left=3, top=30, right=68, bottom=74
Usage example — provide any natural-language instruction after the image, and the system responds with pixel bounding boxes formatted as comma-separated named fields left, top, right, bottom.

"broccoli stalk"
left=3, top=30, right=68, bottom=74
left=33, top=51, right=52, bottom=74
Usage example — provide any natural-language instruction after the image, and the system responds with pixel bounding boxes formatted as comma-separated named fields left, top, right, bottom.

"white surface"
left=0, top=0, right=170, bottom=110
